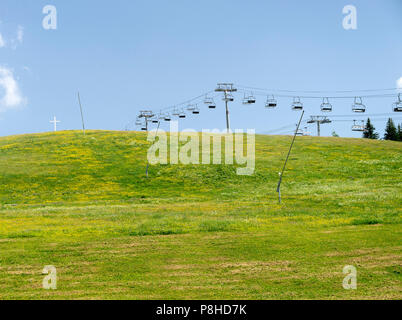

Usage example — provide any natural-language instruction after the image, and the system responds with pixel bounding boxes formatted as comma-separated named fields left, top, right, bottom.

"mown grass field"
left=0, top=130, right=401, bottom=299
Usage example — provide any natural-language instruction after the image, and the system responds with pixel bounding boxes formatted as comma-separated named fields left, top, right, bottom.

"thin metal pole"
left=145, top=120, right=161, bottom=178
left=317, top=121, right=321, bottom=137
left=77, top=92, right=86, bottom=135
left=145, top=163, right=149, bottom=177
left=145, top=119, right=150, bottom=178
left=215, top=84, right=235, bottom=133
left=225, top=91, right=230, bottom=133
left=277, top=111, right=305, bottom=204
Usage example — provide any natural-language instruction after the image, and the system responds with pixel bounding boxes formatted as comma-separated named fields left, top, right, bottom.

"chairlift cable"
left=235, top=84, right=400, bottom=94
left=329, top=112, right=397, bottom=117
left=236, top=88, right=396, bottom=99
left=158, top=90, right=216, bottom=112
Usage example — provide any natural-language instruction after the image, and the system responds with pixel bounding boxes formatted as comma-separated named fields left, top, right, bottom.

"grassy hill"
left=0, top=130, right=401, bottom=299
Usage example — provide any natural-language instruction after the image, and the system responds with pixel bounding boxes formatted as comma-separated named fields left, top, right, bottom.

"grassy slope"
left=0, top=130, right=400, bottom=299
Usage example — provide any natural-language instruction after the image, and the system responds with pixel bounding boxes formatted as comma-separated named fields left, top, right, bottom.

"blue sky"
left=0, top=0, right=401, bottom=137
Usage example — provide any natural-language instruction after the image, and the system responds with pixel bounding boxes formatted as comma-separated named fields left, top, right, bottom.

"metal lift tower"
left=215, top=83, right=237, bottom=133
left=138, top=110, right=155, bottom=132
left=307, top=116, right=332, bottom=136
left=138, top=110, right=155, bottom=177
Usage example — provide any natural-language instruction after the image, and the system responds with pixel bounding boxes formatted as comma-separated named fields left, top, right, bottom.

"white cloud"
left=397, top=77, right=402, bottom=90
left=0, top=33, right=5, bottom=48
left=0, top=25, right=24, bottom=49
left=0, top=66, right=26, bottom=112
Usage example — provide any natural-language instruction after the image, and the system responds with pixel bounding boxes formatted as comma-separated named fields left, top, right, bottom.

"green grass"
left=0, top=130, right=401, bottom=299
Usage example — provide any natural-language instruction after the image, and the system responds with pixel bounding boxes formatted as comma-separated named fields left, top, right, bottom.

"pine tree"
left=397, top=124, right=402, bottom=141
left=363, top=118, right=378, bottom=139
left=384, top=118, right=398, bottom=141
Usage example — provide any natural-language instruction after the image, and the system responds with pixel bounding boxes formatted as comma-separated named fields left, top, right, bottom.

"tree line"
left=363, top=118, right=402, bottom=141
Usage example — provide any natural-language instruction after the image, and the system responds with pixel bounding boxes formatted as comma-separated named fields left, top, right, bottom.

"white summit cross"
left=50, top=116, right=60, bottom=132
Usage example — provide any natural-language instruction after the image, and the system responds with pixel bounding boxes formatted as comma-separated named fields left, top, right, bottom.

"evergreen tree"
left=384, top=118, right=398, bottom=141
left=397, top=124, right=402, bottom=141
left=332, top=131, right=339, bottom=137
left=363, top=118, right=378, bottom=139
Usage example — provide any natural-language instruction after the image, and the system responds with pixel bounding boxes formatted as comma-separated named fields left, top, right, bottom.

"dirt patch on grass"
left=220, top=261, right=293, bottom=275
left=0, top=239, right=15, bottom=243
left=325, top=246, right=402, bottom=257
left=351, top=254, right=402, bottom=268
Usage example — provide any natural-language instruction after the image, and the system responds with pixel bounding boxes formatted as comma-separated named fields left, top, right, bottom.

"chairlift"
left=242, top=93, right=256, bottom=105
left=152, top=117, right=159, bottom=124
left=164, top=113, right=171, bottom=122
left=295, top=125, right=304, bottom=136
left=351, top=120, right=365, bottom=132
left=223, top=93, right=234, bottom=102
left=192, top=105, right=200, bottom=114
left=320, top=97, right=332, bottom=112
left=135, top=118, right=142, bottom=126
left=179, top=109, right=186, bottom=118
left=187, top=104, right=195, bottom=111
left=172, top=108, right=180, bottom=117
left=392, top=93, right=402, bottom=112
left=352, top=97, right=366, bottom=113
left=157, top=113, right=165, bottom=121
left=292, top=97, right=303, bottom=111
left=204, top=96, right=216, bottom=109
left=265, top=95, right=277, bottom=108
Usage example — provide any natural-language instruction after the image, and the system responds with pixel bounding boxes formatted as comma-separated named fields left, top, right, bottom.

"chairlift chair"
left=295, top=127, right=304, bottom=136
left=179, top=109, right=186, bottom=118
left=351, top=120, right=365, bottom=132
left=135, top=118, right=142, bottom=126
left=204, top=96, right=212, bottom=105
left=320, top=97, right=332, bottom=112
left=392, top=94, right=402, bottom=112
left=205, top=97, right=216, bottom=109
left=223, top=93, right=234, bottom=102
left=192, top=105, right=200, bottom=114
left=242, top=93, right=256, bottom=105
left=187, top=104, right=195, bottom=111
left=164, top=113, right=171, bottom=122
left=208, top=102, right=216, bottom=109
left=204, top=96, right=216, bottom=109
left=352, top=97, right=366, bottom=113
left=172, top=108, right=180, bottom=117
left=292, top=97, right=303, bottom=111
left=265, top=95, right=277, bottom=108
